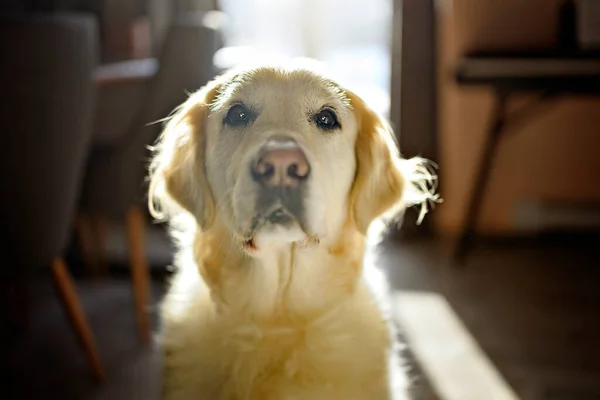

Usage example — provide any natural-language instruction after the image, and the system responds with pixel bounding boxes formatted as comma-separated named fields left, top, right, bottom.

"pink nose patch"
left=251, top=139, right=310, bottom=187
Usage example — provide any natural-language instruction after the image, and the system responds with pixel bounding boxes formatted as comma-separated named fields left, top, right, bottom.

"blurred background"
left=1, top=0, right=599, bottom=399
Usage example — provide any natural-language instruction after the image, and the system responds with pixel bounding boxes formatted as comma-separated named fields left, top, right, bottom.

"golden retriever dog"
left=148, top=60, right=437, bottom=400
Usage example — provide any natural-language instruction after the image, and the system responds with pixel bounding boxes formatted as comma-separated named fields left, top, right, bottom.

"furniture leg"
left=50, top=258, right=105, bottom=381
left=454, top=91, right=508, bottom=265
left=125, top=205, right=151, bottom=343
left=92, top=215, right=109, bottom=276
left=76, top=214, right=100, bottom=277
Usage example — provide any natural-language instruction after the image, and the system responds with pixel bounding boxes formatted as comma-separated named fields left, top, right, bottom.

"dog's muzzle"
left=249, top=136, right=309, bottom=227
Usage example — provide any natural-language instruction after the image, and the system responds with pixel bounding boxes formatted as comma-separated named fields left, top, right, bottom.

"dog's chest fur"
left=160, top=233, right=406, bottom=400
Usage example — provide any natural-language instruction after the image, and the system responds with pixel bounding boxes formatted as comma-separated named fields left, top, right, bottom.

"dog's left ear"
left=148, top=82, right=221, bottom=229
left=346, top=90, right=437, bottom=234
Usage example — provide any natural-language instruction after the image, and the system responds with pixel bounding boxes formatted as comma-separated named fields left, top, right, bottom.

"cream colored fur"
left=148, top=61, right=437, bottom=400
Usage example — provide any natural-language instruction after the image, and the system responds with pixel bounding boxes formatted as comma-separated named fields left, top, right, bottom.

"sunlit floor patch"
left=393, top=291, right=519, bottom=400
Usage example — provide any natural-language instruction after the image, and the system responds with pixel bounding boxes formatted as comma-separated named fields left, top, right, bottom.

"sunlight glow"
left=217, top=0, right=392, bottom=117
left=393, top=291, right=519, bottom=400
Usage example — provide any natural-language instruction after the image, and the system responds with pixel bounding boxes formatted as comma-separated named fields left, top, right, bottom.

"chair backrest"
left=106, top=12, right=222, bottom=212
left=0, top=13, right=98, bottom=268
left=79, top=12, right=222, bottom=220
left=143, top=11, right=222, bottom=125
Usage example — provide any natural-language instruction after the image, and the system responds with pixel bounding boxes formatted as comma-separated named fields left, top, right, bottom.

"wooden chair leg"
left=92, top=215, right=109, bottom=276
left=453, top=91, right=508, bottom=265
left=76, top=214, right=100, bottom=277
left=50, top=258, right=105, bottom=382
left=77, top=213, right=110, bottom=277
left=125, top=206, right=151, bottom=343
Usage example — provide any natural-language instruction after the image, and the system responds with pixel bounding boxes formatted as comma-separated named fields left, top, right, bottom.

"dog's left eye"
left=224, top=104, right=253, bottom=127
left=314, top=108, right=340, bottom=131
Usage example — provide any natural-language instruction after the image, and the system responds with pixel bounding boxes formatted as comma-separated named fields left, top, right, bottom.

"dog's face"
left=150, top=63, right=422, bottom=253
left=205, top=68, right=358, bottom=250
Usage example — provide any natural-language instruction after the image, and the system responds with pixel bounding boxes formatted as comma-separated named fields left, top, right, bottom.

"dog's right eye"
left=224, top=103, right=253, bottom=128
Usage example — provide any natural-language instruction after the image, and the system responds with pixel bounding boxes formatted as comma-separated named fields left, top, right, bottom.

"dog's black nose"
left=251, top=138, right=310, bottom=187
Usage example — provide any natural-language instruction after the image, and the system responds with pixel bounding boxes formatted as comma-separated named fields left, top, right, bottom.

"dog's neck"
left=193, top=217, right=366, bottom=323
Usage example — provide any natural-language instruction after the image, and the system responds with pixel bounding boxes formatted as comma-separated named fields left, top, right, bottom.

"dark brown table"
left=453, top=50, right=600, bottom=264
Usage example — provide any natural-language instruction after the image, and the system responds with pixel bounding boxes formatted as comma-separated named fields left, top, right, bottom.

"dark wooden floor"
left=382, top=233, right=600, bottom=400
left=1, top=278, right=164, bottom=400
left=2, top=232, right=600, bottom=399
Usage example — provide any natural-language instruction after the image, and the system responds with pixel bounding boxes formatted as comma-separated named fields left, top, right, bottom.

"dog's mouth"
left=265, top=207, right=295, bottom=225
left=242, top=205, right=317, bottom=252
left=244, top=205, right=297, bottom=238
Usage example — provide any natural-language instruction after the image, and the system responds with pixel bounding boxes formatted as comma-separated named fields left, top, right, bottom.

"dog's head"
left=149, top=62, right=436, bottom=253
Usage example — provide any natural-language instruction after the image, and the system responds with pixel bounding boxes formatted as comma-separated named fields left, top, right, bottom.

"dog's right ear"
left=148, top=83, right=220, bottom=229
